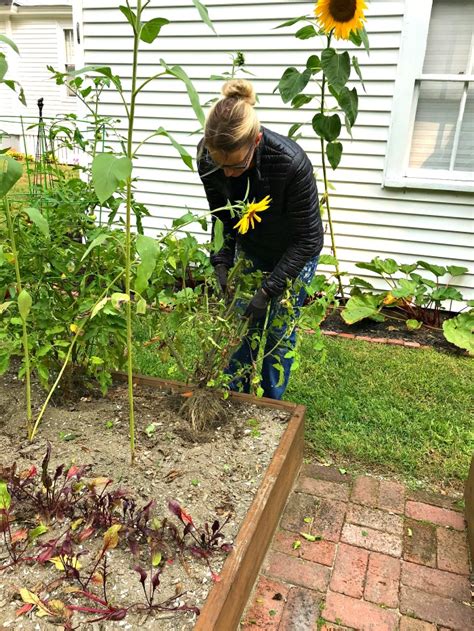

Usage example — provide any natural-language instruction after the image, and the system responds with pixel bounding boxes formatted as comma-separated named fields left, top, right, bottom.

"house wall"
left=0, top=5, right=77, bottom=160
left=81, top=0, right=473, bottom=298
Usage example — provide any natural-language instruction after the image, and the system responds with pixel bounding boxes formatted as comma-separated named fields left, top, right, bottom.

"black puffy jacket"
left=197, top=127, right=324, bottom=297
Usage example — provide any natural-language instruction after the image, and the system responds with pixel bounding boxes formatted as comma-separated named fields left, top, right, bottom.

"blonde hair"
left=204, top=79, right=260, bottom=155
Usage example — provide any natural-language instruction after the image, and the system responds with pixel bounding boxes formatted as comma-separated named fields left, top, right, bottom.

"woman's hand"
left=244, top=288, right=270, bottom=320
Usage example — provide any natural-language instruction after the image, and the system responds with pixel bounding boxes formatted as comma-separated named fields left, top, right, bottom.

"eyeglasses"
left=201, top=144, right=255, bottom=177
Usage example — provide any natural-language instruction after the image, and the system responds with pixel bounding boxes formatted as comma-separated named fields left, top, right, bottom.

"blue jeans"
left=226, top=254, right=319, bottom=399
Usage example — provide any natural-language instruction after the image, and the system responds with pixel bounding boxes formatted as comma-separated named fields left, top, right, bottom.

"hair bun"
left=222, top=79, right=256, bottom=106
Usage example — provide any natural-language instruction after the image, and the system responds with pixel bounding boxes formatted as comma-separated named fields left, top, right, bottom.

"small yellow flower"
left=234, top=195, right=271, bottom=235
left=70, top=323, right=79, bottom=334
left=315, top=0, right=367, bottom=40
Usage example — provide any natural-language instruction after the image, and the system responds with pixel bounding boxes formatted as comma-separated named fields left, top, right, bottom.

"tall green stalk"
left=3, top=198, right=32, bottom=437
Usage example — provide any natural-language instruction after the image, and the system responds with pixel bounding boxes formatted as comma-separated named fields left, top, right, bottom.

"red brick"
left=401, top=560, right=471, bottom=601
left=341, top=523, right=402, bottom=557
left=330, top=543, right=369, bottom=598
left=403, top=519, right=437, bottom=567
left=378, top=479, right=405, bottom=514
left=388, top=338, right=405, bottom=345
left=364, top=552, right=400, bottom=608
left=241, top=576, right=289, bottom=629
left=355, top=335, right=374, bottom=342
left=399, top=617, right=436, bottom=631
left=272, top=529, right=336, bottom=567
left=407, top=488, right=463, bottom=512
left=324, top=590, right=399, bottom=631
left=279, top=586, right=323, bottom=630
left=297, top=477, right=350, bottom=501
left=400, top=585, right=473, bottom=630
left=369, top=337, right=389, bottom=344
left=347, top=503, right=403, bottom=535
left=263, top=550, right=330, bottom=592
left=281, top=493, right=346, bottom=542
left=403, top=341, right=421, bottom=348
left=322, top=330, right=338, bottom=337
left=351, top=475, right=379, bottom=507
left=437, top=527, right=470, bottom=575
left=301, top=463, right=349, bottom=484
left=405, top=500, right=465, bottom=530
left=337, top=333, right=355, bottom=339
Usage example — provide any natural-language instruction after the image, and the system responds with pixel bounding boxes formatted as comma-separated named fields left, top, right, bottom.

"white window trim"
left=383, top=0, right=474, bottom=193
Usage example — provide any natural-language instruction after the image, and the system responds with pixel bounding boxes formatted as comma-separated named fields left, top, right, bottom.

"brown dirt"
left=320, top=306, right=465, bottom=354
left=0, top=370, right=289, bottom=630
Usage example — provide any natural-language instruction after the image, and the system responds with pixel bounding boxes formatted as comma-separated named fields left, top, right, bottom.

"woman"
left=197, top=79, right=324, bottom=399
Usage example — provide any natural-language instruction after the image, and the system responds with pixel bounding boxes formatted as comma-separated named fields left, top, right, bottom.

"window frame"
left=62, top=26, right=76, bottom=98
left=383, top=0, right=474, bottom=193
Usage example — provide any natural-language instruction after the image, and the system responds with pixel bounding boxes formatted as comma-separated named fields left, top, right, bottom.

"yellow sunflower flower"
left=234, top=195, right=271, bottom=235
left=315, top=0, right=367, bottom=40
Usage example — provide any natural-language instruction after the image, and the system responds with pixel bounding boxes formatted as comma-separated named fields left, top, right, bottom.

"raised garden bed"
left=0, top=370, right=304, bottom=630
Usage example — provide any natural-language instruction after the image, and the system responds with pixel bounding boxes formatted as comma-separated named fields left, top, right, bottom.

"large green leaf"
left=213, top=217, right=224, bottom=253
left=155, top=127, right=193, bottom=170
left=161, top=60, right=205, bottom=127
left=291, top=94, right=314, bottom=109
left=295, top=25, right=318, bottom=39
left=0, top=34, right=19, bottom=54
left=321, top=49, right=350, bottom=91
left=119, top=5, right=137, bottom=30
left=135, top=234, right=159, bottom=294
left=0, top=481, right=11, bottom=510
left=0, top=53, right=7, bottom=82
left=417, top=260, right=446, bottom=277
left=18, top=289, right=32, bottom=321
left=140, top=18, right=170, bottom=44
left=391, top=278, right=417, bottom=299
left=306, top=54, right=321, bottom=74
left=25, top=207, right=50, bottom=239
left=312, top=113, right=341, bottom=142
left=431, top=286, right=463, bottom=302
left=277, top=67, right=311, bottom=103
left=443, top=312, right=474, bottom=352
left=447, top=265, right=468, bottom=277
left=91, top=153, right=132, bottom=203
left=191, top=0, right=216, bottom=34
left=0, top=155, right=22, bottom=197
left=326, top=141, right=343, bottom=169
left=336, top=86, right=358, bottom=128
left=81, top=233, right=109, bottom=261
left=357, top=257, right=399, bottom=276
left=341, top=293, right=383, bottom=324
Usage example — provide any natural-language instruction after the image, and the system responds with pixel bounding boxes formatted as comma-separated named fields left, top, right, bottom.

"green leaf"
left=119, top=5, right=137, bottom=30
left=191, top=0, right=216, bottom=34
left=341, top=293, right=383, bottom=324
left=431, top=286, right=463, bottom=302
left=288, top=122, right=304, bottom=140
left=92, top=153, right=132, bottom=203
left=136, top=297, right=147, bottom=314
left=352, top=56, right=365, bottom=92
left=274, top=15, right=308, bottom=29
left=350, top=276, right=374, bottom=290
left=18, top=289, right=32, bottom=321
left=406, top=319, right=422, bottom=331
left=0, top=301, right=13, bottom=314
left=392, top=278, right=417, bottom=298
left=400, top=263, right=418, bottom=275
left=213, top=217, right=224, bottom=253
left=312, top=113, right=341, bottom=142
left=28, top=525, right=48, bottom=542
left=0, top=53, right=7, bottom=82
left=140, top=17, right=170, bottom=44
left=295, top=25, right=318, bottom=39
left=306, top=54, right=321, bottom=74
left=326, top=141, right=343, bottom=169
left=0, top=481, right=11, bottom=510
left=416, top=260, right=446, bottom=277
left=318, top=254, right=338, bottom=266
left=357, top=257, right=398, bottom=276
left=161, top=60, right=205, bottom=127
left=111, top=293, right=130, bottom=309
left=321, top=49, right=350, bottom=91
left=0, top=155, right=23, bottom=197
left=0, top=34, right=19, bottom=54
left=155, top=127, right=193, bottom=170
left=81, top=233, right=109, bottom=261
left=447, top=265, right=468, bottom=277
left=135, top=234, right=159, bottom=294
left=335, top=86, right=358, bottom=127
left=152, top=551, right=162, bottom=567
left=25, top=207, right=50, bottom=239
left=277, top=67, right=311, bottom=103
left=0, top=352, right=10, bottom=375
left=91, top=296, right=108, bottom=319
left=299, top=532, right=322, bottom=542
left=291, top=93, right=313, bottom=109
left=443, top=312, right=474, bottom=352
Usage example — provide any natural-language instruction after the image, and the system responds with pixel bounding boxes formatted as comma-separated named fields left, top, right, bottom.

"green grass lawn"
left=134, top=331, right=473, bottom=492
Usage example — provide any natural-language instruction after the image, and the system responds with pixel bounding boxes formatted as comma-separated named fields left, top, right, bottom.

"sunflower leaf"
left=276, top=67, right=311, bottom=103
left=321, top=49, right=350, bottom=92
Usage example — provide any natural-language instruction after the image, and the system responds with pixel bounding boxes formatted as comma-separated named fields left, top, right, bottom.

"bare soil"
left=0, top=371, right=289, bottom=630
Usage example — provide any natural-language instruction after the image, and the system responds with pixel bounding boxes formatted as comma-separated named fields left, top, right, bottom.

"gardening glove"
left=244, top=288, right=271, bottom=321
left=214, top=264, right=228, bottom=295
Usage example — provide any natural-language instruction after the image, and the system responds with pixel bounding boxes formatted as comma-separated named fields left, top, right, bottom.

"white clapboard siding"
left=0, top=10, right=77, bottom=150
left=80, top=0, right=474, bottom=298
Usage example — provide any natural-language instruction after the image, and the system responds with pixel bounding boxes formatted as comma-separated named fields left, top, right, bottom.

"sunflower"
left=314, top=0, right=367, bottom=40
left=234, top=195, right=271, bottom=235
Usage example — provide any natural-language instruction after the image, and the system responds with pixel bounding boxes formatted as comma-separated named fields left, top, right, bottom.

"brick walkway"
left=242, top=464, right=473, bottom=631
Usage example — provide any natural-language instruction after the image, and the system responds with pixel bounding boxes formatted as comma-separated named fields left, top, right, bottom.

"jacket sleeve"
left=262, top=152, right=324, bottom=297
left=197, top=145, right=236, bottom=269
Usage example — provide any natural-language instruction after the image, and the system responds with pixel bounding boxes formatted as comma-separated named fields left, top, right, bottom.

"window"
left=64, top=28, right=75, bottom=97
left=384, top=0, right=474, bottom=192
